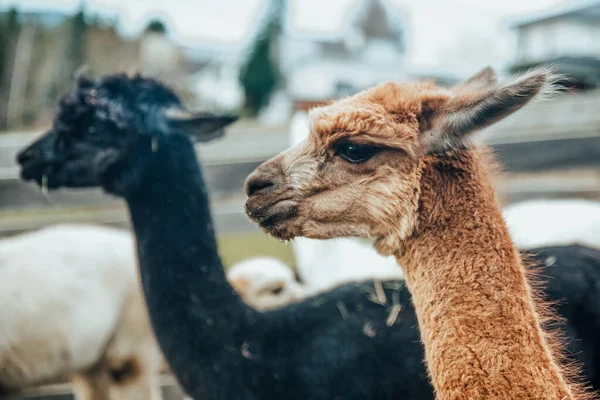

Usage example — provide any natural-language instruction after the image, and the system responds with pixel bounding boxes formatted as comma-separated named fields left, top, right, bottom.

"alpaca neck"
left=395, top=148, right=576, bottom=399
left=123, top=135, right=254, bottom=380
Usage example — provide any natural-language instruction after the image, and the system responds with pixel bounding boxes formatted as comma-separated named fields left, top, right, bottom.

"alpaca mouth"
left=188, top=128, right=225, bottom=143
left=19, top=155, right=100, bottom=190
left=19, top=161, right=56, bottom=188
left=245, top=198, right=299, bottom=239
left=17, top=141, right=60, bottom=188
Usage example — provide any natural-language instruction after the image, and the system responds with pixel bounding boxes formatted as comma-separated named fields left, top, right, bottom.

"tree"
left=48, top=3, right=89, bottom=110
left=66, top=6, right=88, bottom=77
left=0, top=9, right=19, bottom=81
left=239, top=0, right=283, bottom=116
left=0, top=8, right=21, bottom=128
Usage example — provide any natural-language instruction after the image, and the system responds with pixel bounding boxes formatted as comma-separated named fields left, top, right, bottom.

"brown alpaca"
left=244, top=67, right=595, bottom=399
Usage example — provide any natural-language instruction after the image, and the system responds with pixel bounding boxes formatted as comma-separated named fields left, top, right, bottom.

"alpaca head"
left=17, top=74, right=236, bottom=192
left=245, top=67, right=558, bottom=244
left=228, top=257, right=304, bottom=310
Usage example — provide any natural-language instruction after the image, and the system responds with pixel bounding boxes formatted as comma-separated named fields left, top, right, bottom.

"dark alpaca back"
left=125, top=134, right=431, bottom=399
left=525, top=245, right=600, bottom=391
left=122, top=139, right=600, bottom=399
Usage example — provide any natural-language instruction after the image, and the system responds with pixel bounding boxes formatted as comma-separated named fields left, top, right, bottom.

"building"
left=182, top=0, right=411, bottom=117
left=183, top=44, right=246, bottom=112
left=280, top=0, right=409, bottom=107
left=508, top=0, right=600, bottom=90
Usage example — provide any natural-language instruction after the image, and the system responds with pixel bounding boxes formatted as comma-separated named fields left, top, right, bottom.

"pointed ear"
left=421, top=68, right=559, bottom=152
left=165, top=109, right=238, bottom=142
left=75, top=72, right=95, bottom=90
left=451, top=66, right=497, bottom=94
left=74, top=64, right=92, bottom=80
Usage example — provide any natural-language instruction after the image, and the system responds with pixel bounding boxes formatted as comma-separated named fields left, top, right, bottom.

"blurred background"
left=2, top=0, right=600, bottom=271
left=0, top=0, right=599, bottom=396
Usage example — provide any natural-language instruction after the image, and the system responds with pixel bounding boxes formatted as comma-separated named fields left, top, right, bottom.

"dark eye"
left=336, top=143, right=378, bottom=163
left=271, top=285, right=284, bottom=295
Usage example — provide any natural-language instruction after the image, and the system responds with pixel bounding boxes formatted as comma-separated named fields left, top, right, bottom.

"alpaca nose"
left=17, top=133, right=55, bottom=166
left=16, top=145, right=36, bottom=165
left=245, top=172, right=277, bottom=197
left=245, top=158, right=283, bottom=197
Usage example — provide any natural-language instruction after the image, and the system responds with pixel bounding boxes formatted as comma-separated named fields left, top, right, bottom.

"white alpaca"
left=503, top=199, right=600, bottom=250
left=289, top=110, right=403, bottom=290
left=0, top=225, right=311, bottom=398
left=228, top=257, right=305, bottom=310
left=0, top=224, right=163, bottom=400
left=291, top=237, right=403, bottom=292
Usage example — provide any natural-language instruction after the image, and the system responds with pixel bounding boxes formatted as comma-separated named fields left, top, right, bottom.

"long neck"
left=124, top=135, right=254, bottom=380
left=396, top=148, right=580, bottom=400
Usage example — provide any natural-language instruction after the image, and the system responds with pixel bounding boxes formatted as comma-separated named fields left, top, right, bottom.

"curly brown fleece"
left=245, top=67, right=596, bottom=399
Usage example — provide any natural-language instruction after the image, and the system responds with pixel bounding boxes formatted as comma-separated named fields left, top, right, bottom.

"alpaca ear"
left=165, top=109, right=238, bottom=142
left=75, top=72, right=95, bottom=90
left=451, top=66, right=497, bottom=94
left=74, top=64, right=92, bottom=80
left=421, top=68, right=557, bottom=152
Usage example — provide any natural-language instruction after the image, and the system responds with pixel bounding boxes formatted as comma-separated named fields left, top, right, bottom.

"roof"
left=180, top=42, right=245, bottom=65
left=282, top=0, right=405, bottom=42
left=354, top=0, right=404, bottom=41
left=287, top=57, right=409, bottom=101
left=179, top=0, right=272, bottom=65
left=508, top=0, right=600, bottom=28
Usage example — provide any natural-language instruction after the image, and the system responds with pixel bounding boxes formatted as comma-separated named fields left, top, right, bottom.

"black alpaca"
left=527, top=245, right=600, bottom=391
left=16, top=74, right=600, bottom=399
left=17, top=74, right=432, bottom=400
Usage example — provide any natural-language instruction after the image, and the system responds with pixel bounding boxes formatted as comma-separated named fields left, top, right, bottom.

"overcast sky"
left=7, top=0, right=569, bottom=75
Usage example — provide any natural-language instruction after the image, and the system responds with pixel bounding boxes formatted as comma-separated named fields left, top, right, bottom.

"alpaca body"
left=0, top=225, right=133, bottom=388
left=227, top=257, right=305, bottom=310
left=0, top=225, right=303, bottom=396
left=17, top=73, right=599, bottom=400
left=504, top=199, right=600, bottom=250
left=113, top=136, right=600, bottom=399
left=292, top=237, right=402, bottom=291
left=235, top=242, right=600, bottom=394
left=125, top=135, right=430, bottom=399
left=245, top=68, right=595, bottom=398
left=0, top=225, right=163, bottom=399
left=14, top=74, right=432, bottom=399
left=533, top=245, right=600, bottom=391
left=398, top=149, right=574, bottom=399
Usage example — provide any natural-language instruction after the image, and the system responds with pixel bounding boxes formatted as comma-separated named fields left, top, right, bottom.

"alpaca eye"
left=271, top=285, right=284, bottom=295
left=337, top=143, right=377, bottom=163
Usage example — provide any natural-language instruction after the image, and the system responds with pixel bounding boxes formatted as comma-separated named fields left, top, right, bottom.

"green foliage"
left=0, top=8, right=20, bottom=128
left=66, top=7, right=87, bottom=72
left=0, top=8, right=19, bottom=37
left=0, top=8, right=20, bottom=82
left=218, top=232, right=296, bottom=270
left=49, top=5, right=89, bottom=102
left=239, top=0, right=283, bottom=116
